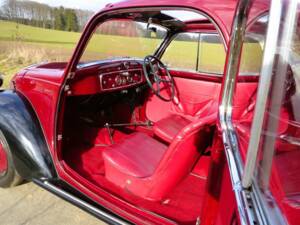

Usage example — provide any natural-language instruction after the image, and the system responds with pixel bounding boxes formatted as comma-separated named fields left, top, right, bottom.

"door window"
left=239, top=15, right=268, bottom=75
left=237, top=2, right=300, bottom=224
left=161, top=32, right=226, bottom=74
left=254, top=7, right=300, bottom=224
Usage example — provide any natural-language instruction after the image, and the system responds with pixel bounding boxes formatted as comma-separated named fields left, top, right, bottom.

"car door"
left=222, top=0, right=300, bottom=224
left=240, top=0, right=300, bottom=224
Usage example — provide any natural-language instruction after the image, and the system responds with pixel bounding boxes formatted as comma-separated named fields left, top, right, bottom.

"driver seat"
left=102, top=113, right=216, bottom=201
left=153, top=100, right=219, bottom=143
left=154, top=114, right=192, bottom=143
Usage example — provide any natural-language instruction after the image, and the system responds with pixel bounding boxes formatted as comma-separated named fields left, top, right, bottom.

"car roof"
left=100, top=0, right=269, bottom=45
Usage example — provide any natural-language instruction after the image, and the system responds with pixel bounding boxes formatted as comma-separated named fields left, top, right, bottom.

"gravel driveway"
left=0, top=182, right=106, bottom=225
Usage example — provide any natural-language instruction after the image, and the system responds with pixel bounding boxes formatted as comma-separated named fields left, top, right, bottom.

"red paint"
left=10, top=1, right=272, bottom=224
left=0, top=140, right=8, bottom=174
left=201, top=133, right=227, bottom=225
left=15, top=66, right=62, bottom=154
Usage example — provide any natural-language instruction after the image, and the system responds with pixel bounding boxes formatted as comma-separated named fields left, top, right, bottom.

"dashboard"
left=71, top=59, right=146, bottom=96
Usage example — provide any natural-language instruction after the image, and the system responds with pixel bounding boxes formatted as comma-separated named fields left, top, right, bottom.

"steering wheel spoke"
left=143, top=55, right=175, bottom=102
left=158, top=77, right=172, bottom=83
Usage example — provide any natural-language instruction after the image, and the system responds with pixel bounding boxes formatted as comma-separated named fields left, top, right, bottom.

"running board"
left=33, top=179, right=131, bottom=225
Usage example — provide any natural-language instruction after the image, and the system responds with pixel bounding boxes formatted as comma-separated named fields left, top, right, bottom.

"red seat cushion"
left=103, top=115, right=216, bottom=201
left=154, top=115, right=191, bottom=143
left=103, top=132, right=167, bottom=178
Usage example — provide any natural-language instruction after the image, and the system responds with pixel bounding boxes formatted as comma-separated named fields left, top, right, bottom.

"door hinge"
left=64, top=85, right=72, bottom=95
left=57, top=134, right=63, bottom=141
left=196, top=217, right=201, bottom=225
left=67, top=72, right=75, bottom=80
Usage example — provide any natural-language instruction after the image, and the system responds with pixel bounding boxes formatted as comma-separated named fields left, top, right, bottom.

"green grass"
left=0, top=20, right=81, bottom=87
left=0, top=20, right=80, bottom=49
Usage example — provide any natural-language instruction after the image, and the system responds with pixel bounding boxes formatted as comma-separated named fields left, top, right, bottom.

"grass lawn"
left=0, top=20, right=80, bottom=49
left=0, top=20, right=80, bottom=87
left=0, top=41, right=74, bottom=88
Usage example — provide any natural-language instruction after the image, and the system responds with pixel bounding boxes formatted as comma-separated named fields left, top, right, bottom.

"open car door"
left=222, top=0, right=300, bottom=224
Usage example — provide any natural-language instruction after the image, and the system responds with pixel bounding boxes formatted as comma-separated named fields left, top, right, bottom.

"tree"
left=53, top=7, right=66, bottom=30
left=0, top=0, right=89, bottom=32
left=65, top=9, right=79, bottom=32
left=75, top=9, right=93, bottom=30
left=1, top=0, right=17, bottom=20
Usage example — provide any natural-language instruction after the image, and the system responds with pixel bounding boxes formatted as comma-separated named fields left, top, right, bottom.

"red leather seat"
left=153, top=115, right=191, bottom=143
left=103, top=114, right=216, bottom=201
left=103, top=132, right=167, bottom=178
left=153, top=98, right=219, bottom=143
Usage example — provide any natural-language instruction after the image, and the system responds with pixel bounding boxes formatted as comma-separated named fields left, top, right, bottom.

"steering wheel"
left=143, top=55, right=175, bottom=102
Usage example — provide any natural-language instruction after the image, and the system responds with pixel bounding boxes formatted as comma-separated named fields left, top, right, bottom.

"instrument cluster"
left=100, top=69, right=143, bottom=90
left=71, top=60, right=146, bottom=96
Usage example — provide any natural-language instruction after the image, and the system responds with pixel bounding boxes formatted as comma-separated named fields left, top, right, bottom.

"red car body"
left=1, top=0, right=297, bottom=224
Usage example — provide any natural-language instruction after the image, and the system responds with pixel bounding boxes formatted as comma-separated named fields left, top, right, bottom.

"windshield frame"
left=63, top=6, right=227, bottom=77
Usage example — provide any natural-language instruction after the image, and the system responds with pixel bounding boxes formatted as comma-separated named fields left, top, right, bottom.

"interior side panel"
left=146, top=72, right=222, bottom=122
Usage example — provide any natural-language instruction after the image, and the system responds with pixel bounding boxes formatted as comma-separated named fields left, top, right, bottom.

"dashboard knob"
left=122, top=77, right=127, bottom=85
left=127, top=76, right=133, bottom=83
left=115, top=75, right=122, bottom=86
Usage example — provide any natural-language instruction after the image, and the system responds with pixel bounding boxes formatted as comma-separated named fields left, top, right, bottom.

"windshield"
left=79, top=20, right=167, bottom=63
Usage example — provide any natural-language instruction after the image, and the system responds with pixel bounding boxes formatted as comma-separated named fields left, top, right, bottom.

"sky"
left=0, top=0, right=122, bottom=11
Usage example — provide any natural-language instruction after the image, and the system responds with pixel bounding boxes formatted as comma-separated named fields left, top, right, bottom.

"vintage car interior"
left=0, top=0, right=297, bottom=223
left=1, top=0, right=299, bottom=223
left=57, top=9, right=274, bottom=224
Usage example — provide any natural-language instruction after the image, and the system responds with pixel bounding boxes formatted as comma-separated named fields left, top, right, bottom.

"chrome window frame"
left=219, top=0, right=254, bottom=224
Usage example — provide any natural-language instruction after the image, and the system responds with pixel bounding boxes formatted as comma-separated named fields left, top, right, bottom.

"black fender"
left=0, top=90, right=57, bottom=180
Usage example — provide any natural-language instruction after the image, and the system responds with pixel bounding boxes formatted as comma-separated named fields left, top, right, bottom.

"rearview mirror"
left=147, top=18, right=158, bottom=38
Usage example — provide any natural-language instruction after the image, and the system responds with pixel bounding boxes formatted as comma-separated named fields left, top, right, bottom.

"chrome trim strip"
left=219, top=0, right=253, bottom=224
left=77, top=58, right=143, bottom=69
left=251, top=180, right=287, bottom=225
left=242, top=0, right=282, bottom=188
left=34, top=179, right=131, bottom=225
